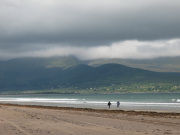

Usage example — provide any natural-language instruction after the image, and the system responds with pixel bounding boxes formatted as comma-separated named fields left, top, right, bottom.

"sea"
left=0, top=93, right=180, bottom=112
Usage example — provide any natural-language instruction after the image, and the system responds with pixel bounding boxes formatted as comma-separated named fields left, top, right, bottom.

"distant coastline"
left=1, top=90, right=180, bottom=95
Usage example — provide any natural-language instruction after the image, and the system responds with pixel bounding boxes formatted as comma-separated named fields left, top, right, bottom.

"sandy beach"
left=0, top=103, right=180, bottom=135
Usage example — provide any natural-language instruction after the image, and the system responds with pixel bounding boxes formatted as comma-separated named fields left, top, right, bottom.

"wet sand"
left=0, top=103, right=180, bottom=135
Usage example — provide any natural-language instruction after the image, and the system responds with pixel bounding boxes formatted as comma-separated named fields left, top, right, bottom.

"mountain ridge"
left=1, top=56, right=180, bottom=72
left=0, top=57, right=180, bottom=93
left=86, top=56, right=180, bottom=72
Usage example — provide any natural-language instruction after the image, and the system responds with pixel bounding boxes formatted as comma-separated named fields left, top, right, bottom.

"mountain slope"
left=86, top=56, right=180, bottom=72
left=0, top=58, right=180, bottom=93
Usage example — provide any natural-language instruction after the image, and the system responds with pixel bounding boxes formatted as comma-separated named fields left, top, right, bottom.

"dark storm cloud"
left=0, top=0, right=180, bottom=59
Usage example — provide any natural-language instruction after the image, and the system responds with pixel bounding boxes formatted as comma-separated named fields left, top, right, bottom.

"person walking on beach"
left=108, top=101, right=111, bottom=108
left=117, top=101, right=120, bottom=108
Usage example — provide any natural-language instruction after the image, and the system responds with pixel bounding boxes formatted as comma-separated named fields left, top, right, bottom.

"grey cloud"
left=1, top=39, right=180, bottom=60
left=0, top=0, right=180, bottom=59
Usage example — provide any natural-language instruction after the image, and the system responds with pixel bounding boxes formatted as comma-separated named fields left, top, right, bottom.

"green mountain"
left=86, top=56, right=180, bottom=72
left=3, top=56, right=178, bottom=72
left=0, top=57, right=180, bottom=94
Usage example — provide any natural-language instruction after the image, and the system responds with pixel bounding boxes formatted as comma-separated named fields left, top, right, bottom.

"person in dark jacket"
left=108, top=101, right=111, bottom=108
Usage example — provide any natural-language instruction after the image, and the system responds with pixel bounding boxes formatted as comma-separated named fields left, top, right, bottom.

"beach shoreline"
left=1, top=93, right=180, bottom=112
left=0, top=103, right=180, bottom=135
left=1, top=103, right=180, bottom=116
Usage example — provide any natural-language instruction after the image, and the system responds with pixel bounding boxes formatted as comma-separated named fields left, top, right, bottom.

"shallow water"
left=0, top=93, right=180, bottom=112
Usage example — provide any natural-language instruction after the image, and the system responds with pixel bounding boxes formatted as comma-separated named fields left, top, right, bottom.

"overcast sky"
left=1, top=0, right=180, bottom=60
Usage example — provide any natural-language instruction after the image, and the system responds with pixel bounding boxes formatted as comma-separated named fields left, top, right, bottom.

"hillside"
left=86, top=56, right=180, bottom=72
left=0, top=57, right=180, bottom=94
left=2, top=56, right=179, bottom=72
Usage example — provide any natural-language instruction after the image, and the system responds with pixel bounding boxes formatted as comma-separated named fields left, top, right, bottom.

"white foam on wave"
left=0, top=98, right=78, bottom=103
